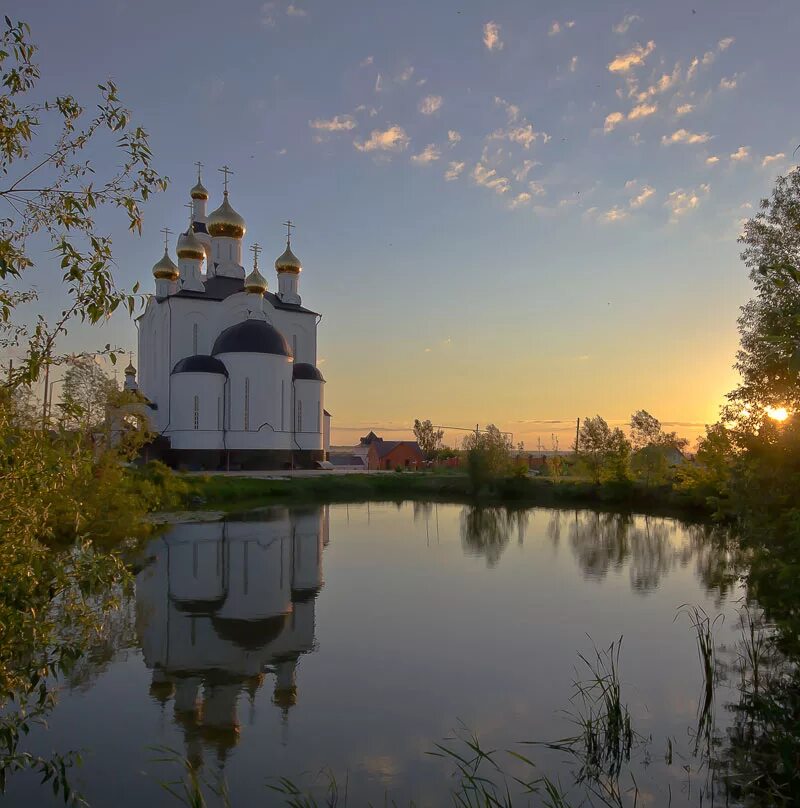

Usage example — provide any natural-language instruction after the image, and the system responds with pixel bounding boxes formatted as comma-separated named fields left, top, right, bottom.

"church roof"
left=292, top=362, right=325, bottom=382
left=212, top=319, right=292, bottom=357
left=172, top=275, right=319, bottom=314
left=172, top=355, right=229, bottom=376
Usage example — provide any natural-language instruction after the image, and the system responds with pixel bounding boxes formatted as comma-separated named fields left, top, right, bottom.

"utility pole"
left=575, top=417, right=580, bottom=453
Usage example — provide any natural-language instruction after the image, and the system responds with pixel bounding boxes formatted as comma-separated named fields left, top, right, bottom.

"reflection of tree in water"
left=460, top=507, right=528, bottom=567
left=559, top=511, right=736, bottom=594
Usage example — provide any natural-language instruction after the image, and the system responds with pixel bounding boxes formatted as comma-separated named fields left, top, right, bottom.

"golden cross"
left=194, top=160, right=204, bottom=182
left=218, top=165, right=234, bottom=194
left=249, top=242, right=262, bottom=270
left=160, top=227, right=173, bottom=251
left=282, top=219, right=295, bottom=245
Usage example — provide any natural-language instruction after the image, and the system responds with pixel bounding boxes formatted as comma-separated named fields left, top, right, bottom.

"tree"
left=462, top=424, right=514, bottom=491
left=576, top=415, right=631, bottom=484
left=413, top=418, right=444, bottom=460
left=57, top=356, right=117, bottom=430
left=728, top=169, right=800, bottom=425
left=0, top=18, right=168, bottom=387
left=629, top=409, right=688, bottom=485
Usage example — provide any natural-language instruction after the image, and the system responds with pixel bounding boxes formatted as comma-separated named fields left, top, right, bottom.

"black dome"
left=292, top=362, right=325, bottom=381
left=212, top=319, right=292, bottom=357
left=172, top=355, right=229, bottom=376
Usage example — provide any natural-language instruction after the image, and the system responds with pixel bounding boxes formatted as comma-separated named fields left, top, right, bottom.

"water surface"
left=5, top=503, right=748, bottom=806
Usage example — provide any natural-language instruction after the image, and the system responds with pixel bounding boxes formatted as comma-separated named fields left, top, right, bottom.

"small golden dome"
left=273, top=686, right=297, bottom=710
left=275, top=244, right=302, bottom=274
left=176, top=227, right=205, bottom=261
left=207, top=192, right=246, bottom=239
left=152, top=250, right=179, bottom=280
left=244, top=266, right=268, bottom=295
left=190, top=181, right=209, bottom=200
left=124, top=360, right=136, bottom=375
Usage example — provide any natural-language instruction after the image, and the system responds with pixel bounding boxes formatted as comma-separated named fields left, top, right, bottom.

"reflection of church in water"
left=135, top=506, right=329, bottom=764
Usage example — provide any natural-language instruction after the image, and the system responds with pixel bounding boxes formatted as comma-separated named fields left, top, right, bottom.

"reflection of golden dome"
left=177, top=227, right=205, bottom=261
left=190, top=180, right=209, bottom=200
left=275, top=244, right=301, bottom=274
left=273, top=685, right=297, bottom=709
left=244, top=266, right=268, bottom=295
left=152, top=250, right=179, bottom=280
left=207, top=193, right=246, bottom=239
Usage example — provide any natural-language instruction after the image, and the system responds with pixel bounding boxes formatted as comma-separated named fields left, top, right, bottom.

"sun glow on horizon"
left=766, top=406, right=789, bottom=422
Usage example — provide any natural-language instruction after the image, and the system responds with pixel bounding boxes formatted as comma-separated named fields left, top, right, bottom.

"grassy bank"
left=181, top=471, right=713, bottom=519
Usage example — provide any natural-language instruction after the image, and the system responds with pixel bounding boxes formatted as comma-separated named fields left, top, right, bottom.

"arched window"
left=193, top=396, right=199, bottom=430
left=244, top=377, right=250, bottom=431
left=192, top=323, right=198, bottom=355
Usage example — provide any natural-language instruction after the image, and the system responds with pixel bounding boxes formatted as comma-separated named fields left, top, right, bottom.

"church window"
left=244, top=378, right=250, bottom=431
left=192, top=323, right=198, bottom=355
left=297, top=399, right=303, bottom=432
left=193, top=396, right=199, bottom=430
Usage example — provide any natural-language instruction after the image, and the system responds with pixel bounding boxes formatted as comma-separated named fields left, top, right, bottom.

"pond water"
left=6, top=502, right=755, bottom=806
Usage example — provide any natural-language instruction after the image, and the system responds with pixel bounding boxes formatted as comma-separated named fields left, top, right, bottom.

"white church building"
left=126, top=166, right=330, bottom=470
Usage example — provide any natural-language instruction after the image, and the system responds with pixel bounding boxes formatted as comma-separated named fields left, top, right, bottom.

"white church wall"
left=270, top=307, right=317, bottom=365
left=168, top=371, right=226, bottom=450
left=291, top=509, right=324, bottom=593
left=218, top=352, right=294, bottom=450
left=170, top=302, right=213, bottom=361
left=292, top=378, right=323, bottom=450
left=164, top=523, right=226, bottom=604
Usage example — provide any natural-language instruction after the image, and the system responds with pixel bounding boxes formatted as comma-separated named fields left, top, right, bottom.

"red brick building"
left=359, top=432, right=425, bottom=470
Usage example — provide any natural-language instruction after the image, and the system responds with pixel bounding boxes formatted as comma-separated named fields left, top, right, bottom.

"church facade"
left=127, top=167, right=330, bottom=470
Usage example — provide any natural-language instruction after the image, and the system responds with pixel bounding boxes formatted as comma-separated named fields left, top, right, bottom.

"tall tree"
left=57, top=357, right=117, bottom=430
left=576, top=415, right=631, bottom=483
left=413, top=418, right=444, bottom=459
left=0, top=17, right=168, bottom=386
left=729, top=169, right=800, bottom=426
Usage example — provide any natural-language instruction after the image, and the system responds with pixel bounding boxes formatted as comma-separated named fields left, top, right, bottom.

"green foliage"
left=413, top=418, right=444, bottom=459
left=576, top=416, right=631, bottom=484
left=0, top=17, right=167, bottom=387
left=57, top=356, right=117, bottom=430
left=462, top=425, right=514, bottom=492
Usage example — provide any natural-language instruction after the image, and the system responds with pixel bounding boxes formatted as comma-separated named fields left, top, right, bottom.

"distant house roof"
left=371, top=440, right=423, bottom=459
left=329, top=454, right=367, bottom=467
left=360, top=431, right=382, bottom=445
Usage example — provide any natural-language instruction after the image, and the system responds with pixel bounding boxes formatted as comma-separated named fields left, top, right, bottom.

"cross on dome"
left=160, top=227, right=173, bottom=251
left=194, top=160, right=204, bottom=182
left=218, top=165, right=234, bottom=194
left=249, top=242, right=262, bottom=270
left=282, top=219, right=295, bottom=246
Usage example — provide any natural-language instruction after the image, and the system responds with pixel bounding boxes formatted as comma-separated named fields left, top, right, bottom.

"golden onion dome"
left=244, top=266, right=268, bottom=295
left=152, top=250, right=179, bottom=280
left=124, top=360, right=136, bottom=375
left=207, top=192, right=246, bottom=239
left=176, top=226, right=205, bottom=261
left=275, top=244, right=302, bottom=274
left=190, top=180, right=209, bottom=200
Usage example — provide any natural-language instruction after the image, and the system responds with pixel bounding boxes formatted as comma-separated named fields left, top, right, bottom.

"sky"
left=7, top=0, right=800, bottom=448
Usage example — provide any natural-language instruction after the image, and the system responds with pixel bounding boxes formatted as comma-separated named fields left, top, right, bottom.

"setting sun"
left=766, top=406, right=789, bottom=421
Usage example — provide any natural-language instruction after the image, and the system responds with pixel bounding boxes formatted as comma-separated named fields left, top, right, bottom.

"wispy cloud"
left=491, top=123, right=547, bottom=149
left=445, top=161, right=465, bottom=181
left=569, top=55, right=578, bottom=73
left=397, top=66, right=415, bottom=82
left=730, top=145, right=750, bottom=162
left=410, top=144, right=441, bottom=165
left=633, top=64, right=680, bottom=102
left=374, top=73, right=383, bottom=92
left=626, top=180, right=656, bottom=208
left=589, top=205, right=629, bottom=223
left=613, top=14, right=641, bottom=34
left=665, top=184, right=710, bottom=221
left=472, top=162, right=511, bottom=194
left=762, top=152, right=786, bottom=167
left=508, top=192, right=532, bottom=209
left=483, top=21, right=503, bottom=51
left=604, top=111, right=624, bottom=133
left=706, top=155, right=720, bottom=165
left=628, top=102, right=657, bottom=120
left=513, top=159, right=540, bottom=182
left=309, top=115, right=357, bottom=132
left=719, top=75, right=738, bottom=90
left=419, top=95, right=443, bottom=115
left=447, top=130, right=462, bottom=147
left=360, top=55, right=374, bottom=67
left=494, top=96, right=520, bottom=123
left=661, top=128, right=712, bottom=145
left=675, top=103, right=693, bottom=116
left=608, top=41, right=655, bottom=73
left=286, top=3, right=307, bottom=16
left=353, top=125, right=410, bottom=153
left=548, top=20, right=575, bottom=36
